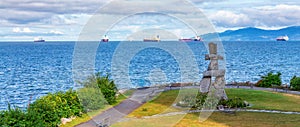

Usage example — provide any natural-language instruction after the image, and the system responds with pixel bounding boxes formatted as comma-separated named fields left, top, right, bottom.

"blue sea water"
left=0, top=41, right=299, bottom=110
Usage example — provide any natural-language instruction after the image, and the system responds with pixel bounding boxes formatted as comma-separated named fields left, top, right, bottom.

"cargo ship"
left=101, top=35, right=109, bottom=42
left=143, top=35, right=160, bottom=42
left=276, top=35, right=289, bottom=41
left=179, top=38, right=193, bottom=42
left=179, top=36, right=202, bottom=42
left=34, top=37, right=45, bottom=42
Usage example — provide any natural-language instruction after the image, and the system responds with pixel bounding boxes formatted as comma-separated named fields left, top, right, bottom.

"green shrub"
left=77, top=87, right=106, bottom=112
left=177, top=92, right=247, bottom=109
left=192, top=92, right=207, bottom=109
left=0, top=73, right=119, bottom=127
left=256, top=72, right=282, bottom=87
left=82, top=73, right=118, bottom=105
left=0, top=104, right=45, bottom=127
left=142, top=108, right=148, bottom=112
left=176, top=95, right=197, bottom=107
left=290, top=76, right=300, bottom=91
left=219, top=97, right=246, bottom=108
left=28, top=89, right=83, bottom=126
left=0, top=90, right=83, bottom=127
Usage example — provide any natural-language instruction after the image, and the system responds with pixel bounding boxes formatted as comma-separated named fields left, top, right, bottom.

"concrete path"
left=75, top=87, right=163, bottom=127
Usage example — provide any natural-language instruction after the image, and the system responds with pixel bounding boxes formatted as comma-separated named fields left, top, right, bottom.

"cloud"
left=49, top=30, right=64, bottom=35
left=41, top=15, right=76, bottom=25
left=106, top=13, right=198, bottom=40
left=189, top=0, right=225, bottom=4
left=0, top=9, right=52, bottom=24
left=0, top=0, right=219, bottom=41
left=0, top=0, right=109, bottom=14
left=97, top=0, right=225, bottom=16
left=208, top=4, right=300, bottom=29
left=12, top=27, right=34, bottom=33
left=0, top=0, right=221, bottom=25
left=11, top=27, right=64, bottom=36
left=0, top=0, right=109, bottom=25
left=209, top=10, right=252, bottom=27
left=1, top=0, right=300, bottom=41
left=244, top=4, right=300, bottom=27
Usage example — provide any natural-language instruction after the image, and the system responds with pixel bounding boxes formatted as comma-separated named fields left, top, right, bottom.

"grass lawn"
left=225, top=88, right=300, bottom=112
left=115, top=88, right=300, bottom=127
left=113, top=112, right=300, bottom=127
left=176, top=112, right=300, bottom=127
left=128, top=88, right=198, bottom=117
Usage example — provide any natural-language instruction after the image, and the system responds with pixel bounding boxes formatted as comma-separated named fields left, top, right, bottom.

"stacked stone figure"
left=200, top=42, right=227, bottom=100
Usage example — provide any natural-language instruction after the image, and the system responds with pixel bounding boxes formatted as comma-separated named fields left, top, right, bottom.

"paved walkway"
left=75, top=87, right=163, bottom=127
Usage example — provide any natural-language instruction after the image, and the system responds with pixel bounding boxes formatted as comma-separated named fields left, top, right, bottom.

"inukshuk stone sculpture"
left=200, top=42, right=227, bottom=100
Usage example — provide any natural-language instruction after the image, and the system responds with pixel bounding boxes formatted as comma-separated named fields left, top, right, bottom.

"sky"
left=0, top=0, right=299, bottom=41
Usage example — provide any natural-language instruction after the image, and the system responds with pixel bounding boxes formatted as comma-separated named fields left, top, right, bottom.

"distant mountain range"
left=211, top=26, right=300, bottom=41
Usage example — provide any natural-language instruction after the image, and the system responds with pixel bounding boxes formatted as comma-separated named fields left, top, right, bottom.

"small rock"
left=244, top=101, right=249, bottom=106
left=217, top=105, right=224, bottom=111
left=61, top=116, right=76, bottom=125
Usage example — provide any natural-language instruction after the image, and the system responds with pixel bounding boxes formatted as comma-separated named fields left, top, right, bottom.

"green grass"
left=128, top=90, right=179, bottom=117
left=115, top=88, right=300, bottom=127
left=176, top=112, right=300, bottom=127
left=225, top=89, right=300, bottom=112
left=113, top=112, right=300, bottom=127
left=128, top=88, right=198, bottom=117
left=129, top=88, right=300, bottom=118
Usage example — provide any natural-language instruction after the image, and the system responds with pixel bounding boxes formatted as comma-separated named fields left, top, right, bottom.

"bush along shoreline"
left=256, top=72, right=300, bottom=91
left=290, top=76, right=300, bottom=91
left=229, top=72, right=300, bottom=91
left=0, top=73, right=118, bottom=127
left=256, top=72, right=282, bottom=87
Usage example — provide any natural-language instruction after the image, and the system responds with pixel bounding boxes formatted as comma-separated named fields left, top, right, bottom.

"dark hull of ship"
left=101, top=39, right=109, bottom=42
left=179, top=39, right=202, bottom=42
left=276, top=39, right=287, bottom=41
left=34, top=40, right=45, bottom=42
left=143, top=39, right=159, bottom=42
left=179, top=39, right=193, bottom=42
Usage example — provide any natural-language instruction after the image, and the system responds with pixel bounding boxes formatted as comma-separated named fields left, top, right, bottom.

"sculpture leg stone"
left=213, top=76, right=227, bottom=100
left=200, top=77, right=211, bottom=93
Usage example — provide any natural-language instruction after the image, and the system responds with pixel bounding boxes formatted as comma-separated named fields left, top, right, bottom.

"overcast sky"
left=0, top=0, right=299, bottom=41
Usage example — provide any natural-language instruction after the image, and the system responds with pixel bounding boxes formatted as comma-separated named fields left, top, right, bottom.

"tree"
left=290, top=76, right=300, bottom=90
left=83, top=73, right=118, bottom=105
left=77, top=87, right=106, bottom=112
left=256, top=72, right=282, bottom=87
